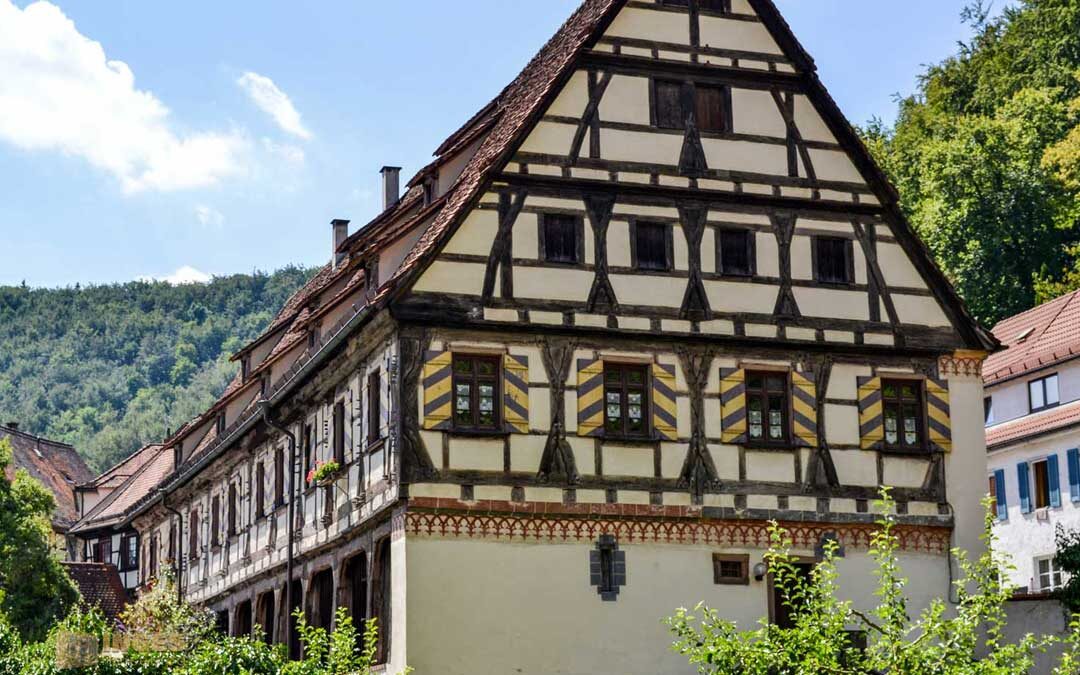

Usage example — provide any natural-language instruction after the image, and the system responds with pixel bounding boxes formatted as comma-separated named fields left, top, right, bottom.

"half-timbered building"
left=115, top=1, right=996, bottom=672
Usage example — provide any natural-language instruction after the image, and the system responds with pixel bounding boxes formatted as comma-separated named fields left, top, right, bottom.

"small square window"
left=541, top=214, right=581, bottom=264
left=813, top=236, right=854, bottom=285
left=712, top=554, right=749, bottom=585
left=695, top=84, right=730, bottom=134
left=718, top=229, right=754, bottom=276
left=1029, top=374, right=1060, bottom=413
left=634, top=222, right=671, bottom=271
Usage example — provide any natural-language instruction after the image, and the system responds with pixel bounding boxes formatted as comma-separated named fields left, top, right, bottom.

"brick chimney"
left=381, top=166, right=402, bottom=211
left=331, top=219, right=349, bottom=270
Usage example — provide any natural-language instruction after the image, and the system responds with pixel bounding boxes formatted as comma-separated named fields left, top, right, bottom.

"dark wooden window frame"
left=332, top=400, right=346, bottom=464
left=255, top=461, right=266, bottom=520
left=745, top=369, right=791, bottom=448
left=211, top=495, right=222, bottom=549
left=988, top=474, right=999, bottom=519
left=273, top=445, right=285, bottom=509
left=1029, top=373, right=1060, bottom=414
left=216, top=413, right=226, bottom=436
left=767, top=556, right=817, bottom=628
left=649, top=78, right=733, bottom=134
left=880, top=378, right=927, bottom=453
left=189, top=509, right=200, bottom=560
left=630, top=219, right=675, bottom=272
left=368, top=370, right=383, bottom=445
left=603, top=361, right=652, bottom=440
left=120, top=533, right=139, bottom=572
left=716, top=227, right=756, bottom=277
left=302, top=422, right=315, bottom=490
left=227, top=482, right=239, bottom=538
left=811, top=235, right=856, bottom=286
left=712, top=553, right=750, bottom=585
left=451, top=354, right=503, bottom=432
left=1031, top=458, right=1052, bottom=510
left=538, top=212, right=586, bottom=265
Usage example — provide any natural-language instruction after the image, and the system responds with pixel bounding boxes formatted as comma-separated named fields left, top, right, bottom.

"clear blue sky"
left=0, top=0, right=993, bottom=288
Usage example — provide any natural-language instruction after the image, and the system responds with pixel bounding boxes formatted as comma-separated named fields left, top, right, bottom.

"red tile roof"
left=986, top=399, right=1080, bottom=449
left=71, top=444, right=169, bottom=533
left=1, top=426, right=94, bottom=530
left=984, top=290, right=1080, bottom=385
left=63, top=562, right=129, bottom=622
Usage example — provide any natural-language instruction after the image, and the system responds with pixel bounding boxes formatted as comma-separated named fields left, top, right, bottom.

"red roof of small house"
left=70, top=444, right=169, bottom=534
left=1, top=426, right=94, bottom=531
left=63, top=562, right=129, bottom=622
left=986, top=399, right=1080, bottom=450
left=984, top=289, right=1080, bottom=385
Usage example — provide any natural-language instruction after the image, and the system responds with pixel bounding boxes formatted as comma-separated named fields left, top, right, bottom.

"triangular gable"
left=388, top=0, right=995, bottom=352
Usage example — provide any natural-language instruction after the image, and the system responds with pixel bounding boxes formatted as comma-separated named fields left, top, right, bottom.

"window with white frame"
left=1029, top=374, right=1060, bottom=413
left=984, top=396, right=994, bottom=426
left=1037, top=556, right=1065, bottom=591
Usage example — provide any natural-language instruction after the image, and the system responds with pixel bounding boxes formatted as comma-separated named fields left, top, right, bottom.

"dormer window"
left=216, top=413, right=226, bottom=435
left=241, top=356, right=251, bottom=382
left=423, top=177, right=437, bottom=206
left=308, top=324, right=320, bottom=351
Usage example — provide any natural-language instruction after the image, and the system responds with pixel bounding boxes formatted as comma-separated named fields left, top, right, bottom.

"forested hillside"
left=0, top=267, right=316, bottom=472
left=866, top=0, right=1080, bottom=325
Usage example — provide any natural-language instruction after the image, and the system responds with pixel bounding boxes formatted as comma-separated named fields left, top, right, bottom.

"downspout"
left=261, top=400, right=297, bottom=655
left=160, top=491, right=184, bottom=605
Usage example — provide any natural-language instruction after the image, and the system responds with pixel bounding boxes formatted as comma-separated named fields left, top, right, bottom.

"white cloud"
left=237, top=72, right=312, bottom=140
left=194, top=205, right=224, bottom=227
left=0, top=0, right=249, bottom=193
left=139, top=266, right=212, bottom=285
left=262, top=137, right=305, bottom=165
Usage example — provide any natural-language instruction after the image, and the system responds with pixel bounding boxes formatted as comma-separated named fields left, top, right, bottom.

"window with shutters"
left=120, top=534, right=139, bottom=571
left=333, top=400, right=346, bottom=464
left=1029, top=374, right=1060, bottom=413
left=452, top=355, right=501, bottom=431
left=633, top=221, right=672, bottom=271
left=303, top=423, right=314, bottom=487
left=255, top=462, right=265, bottom=519
left=988, top=475, right=999, bottom=518
left=604, top=363, right=649, bottom=439
left=368, top=371, right=382, bottom=443
left=881, top=380, right=924, bottom=451
left=211, top=495, right=221, bottom=548
left=652, top=79, right=731, bottom=133
left=746, top=371, right=789, bottom=446
left=189, top=509, right=200, bottom=560
left=274, top=447, right=285, bottom=508
left=227, top=483, right=238, bottom=537
left=813, top=236, right=854, bottom=284
left=540, top=213, right=582, bottom=264
left=718, top=228, right=755, bottom=276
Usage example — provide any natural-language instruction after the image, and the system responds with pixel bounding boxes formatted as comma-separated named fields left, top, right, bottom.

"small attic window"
left=661, top=0, right=731, bottom=13
left=422, top=177, right=437, bottom=206
left=1016, top=327, right=1035, bottom=343
left=241, top=355, right=251, bottom=382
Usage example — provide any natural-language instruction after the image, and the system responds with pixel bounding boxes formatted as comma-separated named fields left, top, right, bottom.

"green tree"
left=0, top=439, right=78, bottom=641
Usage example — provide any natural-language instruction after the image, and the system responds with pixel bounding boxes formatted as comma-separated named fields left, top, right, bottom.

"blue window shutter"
left=1018, top=462, right=1032, bottom=514
left=995, top=470, right=1007, bottom=521
left=1069, top=449, right=1080, bottom=502
left=1049, top=455, right=1062, bottom=508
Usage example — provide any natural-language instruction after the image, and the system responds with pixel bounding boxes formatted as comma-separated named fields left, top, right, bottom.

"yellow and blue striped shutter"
left=791, top=371, right=818, bottom=448
left=857, top=376, right=884, bottom=450
left=503, top=354, right=530, bottom=434
left=925, top=377, right=952, bottom=452
left=719, top=368, right=747, bottom=444
left=652, top=363, right=678, bottom=441
left=422, top=351, right=452, bottom=430
left=577, top=359, right=604, bottom=437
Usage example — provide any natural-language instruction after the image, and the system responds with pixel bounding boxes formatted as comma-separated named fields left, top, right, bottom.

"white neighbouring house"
left=985, top=290, right=1080, bottom=593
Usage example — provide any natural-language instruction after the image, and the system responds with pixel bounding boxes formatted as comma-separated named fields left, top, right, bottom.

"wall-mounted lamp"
left=753, top=562, right=767, bottom=582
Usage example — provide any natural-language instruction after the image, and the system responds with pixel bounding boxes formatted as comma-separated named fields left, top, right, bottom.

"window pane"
left=815, top=237, right=851, bottom=283
left=655, top=81, right=684, bottom=130
left=454, top=382, right=472, bottom=425
left=477, top=360, right=497, bottom=377
left=720, top=229, right=751, bottom=276
left=636, top=222, right=668, bottom=270
left=1031, top=381, right=1045, bottom=410
left=544, top=215, right=578, bottom=263
left=884, top=406, right=899, bottom=445
left=748, top=397, right=763, bottom=440
left=1046, top=375, right=1060, bottom=405
left=768, top=394, right=784, bottom=439
left=695, top=85, right=727, bottom=133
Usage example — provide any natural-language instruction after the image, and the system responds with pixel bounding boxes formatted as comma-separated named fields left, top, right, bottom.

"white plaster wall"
left=405, top=537, right=951, bottom=675
left=989, top=424, right=1080, bottom=591
left=946, top=372, right=990, bottom=568
left=986, top=359, right=1080, bottom=427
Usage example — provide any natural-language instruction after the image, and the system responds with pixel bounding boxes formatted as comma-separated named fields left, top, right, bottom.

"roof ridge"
left=72, top=445, right=168, bottom=529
